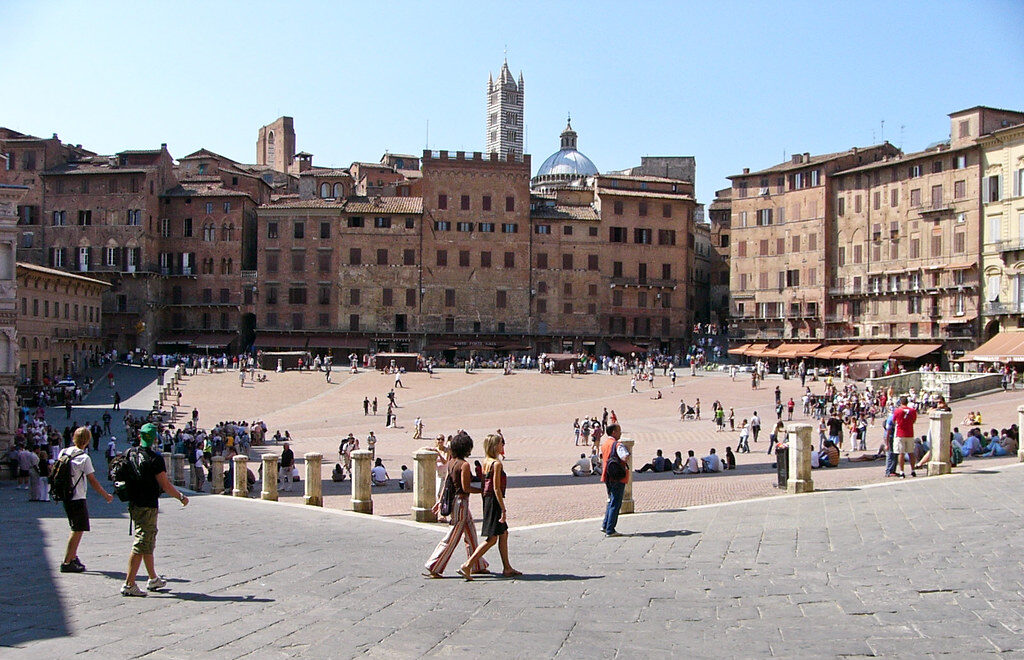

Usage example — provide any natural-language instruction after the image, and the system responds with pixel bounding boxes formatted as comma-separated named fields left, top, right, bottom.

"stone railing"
left=865, top=371, right=1003, bottom=401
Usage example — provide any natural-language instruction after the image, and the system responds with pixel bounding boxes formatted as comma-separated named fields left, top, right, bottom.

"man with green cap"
left=121, top=423, right=189, bottom=597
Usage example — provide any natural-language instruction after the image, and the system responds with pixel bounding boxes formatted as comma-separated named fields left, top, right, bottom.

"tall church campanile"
left=486, top=60, right=524, bottom=159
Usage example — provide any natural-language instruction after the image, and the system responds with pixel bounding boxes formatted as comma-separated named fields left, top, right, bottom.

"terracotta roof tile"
left=596, top=188, right=694, bottom=200
left=530, top=204, right=600, bottom=221
left=17, top=262, right=110, bottom=287
left=164, top=183, right=253, bottom=199
left=264, top=196, right=422, bottom=214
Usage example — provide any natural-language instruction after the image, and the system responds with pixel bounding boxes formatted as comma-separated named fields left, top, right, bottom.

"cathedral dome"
left=536, top=148, right=598, bottom=177
left=532, top=117, right=598, bottom=191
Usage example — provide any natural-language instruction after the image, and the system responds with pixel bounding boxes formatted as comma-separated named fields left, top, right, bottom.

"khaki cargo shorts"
left=129, top=505, right=159, bottom=555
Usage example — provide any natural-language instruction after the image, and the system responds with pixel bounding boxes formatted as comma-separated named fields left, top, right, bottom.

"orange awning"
left=744, top=343, right=770, bottom=356
left=965, top=332, right=1024, bottom=363
left=846, top=345, right=877, bottom=361
left=890, top=343, right=942, bottom=360
left=727, top=343, right=751, bottom=355
left=866, top=343, right=904, bottom=360
left=812, top=344, right=857, bottom=360
left=792, top=343, right=823, bottom=358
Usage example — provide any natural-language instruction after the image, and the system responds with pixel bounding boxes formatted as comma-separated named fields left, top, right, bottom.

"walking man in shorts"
left=59, top=427, right=114, bottom=573
left=892, top=396, right=918, bottom=478
left=121, top=423, right=189, bottom=596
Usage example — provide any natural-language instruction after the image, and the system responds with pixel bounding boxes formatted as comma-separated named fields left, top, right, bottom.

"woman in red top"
left=462, top=434, right=521, bottom=579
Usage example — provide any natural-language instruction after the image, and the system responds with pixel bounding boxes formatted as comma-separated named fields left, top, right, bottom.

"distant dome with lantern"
left=532, top=116, right=598, bottom=191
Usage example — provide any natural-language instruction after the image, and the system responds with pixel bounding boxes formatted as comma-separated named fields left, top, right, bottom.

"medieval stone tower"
left=486, top=60, right=524, bottom=159
left=256, top=116, right=296, bottom=173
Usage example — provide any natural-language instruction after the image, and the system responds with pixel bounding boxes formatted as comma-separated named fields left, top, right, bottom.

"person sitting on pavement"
left=724, top=446, right=736, bottom=470
left=701, top=448, right=722, bottom=473
left=331, top=463, right=346, bottom=482
left=981, top=429, right=1017, bottom=457
left=674, top=450, right=700, bottom=474
left=571, top=453, right=593, bottom=476
left=370, top=458, right=389, bottom=486
left=819, top=440, right=840, bottom=467
left=399, top=465, right=414, bottom=490
left=960, top=429, right=984, bottom=457
left=636, top=449, right=672, bottom=473
left=671, top=451, right=684, bottom=472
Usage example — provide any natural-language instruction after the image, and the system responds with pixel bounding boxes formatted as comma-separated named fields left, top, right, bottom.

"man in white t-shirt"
left=674, top=450, right=701, bottom=474
left=701, top=448, right=723, bottom=473
left=571, top=453, right=593, bottom=476
left=371, top=458, right=389, bottom=486
left=58, top=427, right=114, bottom=573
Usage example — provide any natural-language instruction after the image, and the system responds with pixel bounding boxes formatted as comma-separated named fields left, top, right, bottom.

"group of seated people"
left=332, top=458, right=415, bottom=490
left=962, top=411, right=984, bottom=426
left=570, top=447, right=737, bottom=476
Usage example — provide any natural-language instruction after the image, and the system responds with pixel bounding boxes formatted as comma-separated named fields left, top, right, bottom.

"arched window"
left=320, top=183, right=330, bottom=198
left=32, top=337, right=38, bottom=349
left=267, top=130, right=275, bottom=163
left=227, top=258, right=233, bottom=274
left=203, top=223, right=215, bottom=241
left=333, top=182, right=344, bottom=198
left=221, top=223, right=229, bottom=241
left=20, top=337, right=26, bottom=349
left=226, top=224, right=234, bottom=241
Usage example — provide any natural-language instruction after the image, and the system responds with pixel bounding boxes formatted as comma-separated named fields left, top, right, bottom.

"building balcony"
left=995, top=238, right=1024, bottom=253
left=53, top=326, right=103, bottom=339
left=984, top=301, right=1024, bottom=316
left=609, top=277, right=678, bottom=289
left=918, top=202, right=953, bottom=216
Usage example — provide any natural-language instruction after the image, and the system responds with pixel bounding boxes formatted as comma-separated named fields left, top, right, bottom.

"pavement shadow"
left=157, top=592, right=274, bottom=603
left=627, top=529, right=697, bottom=538
left=507, top=573, right=601, bottom=582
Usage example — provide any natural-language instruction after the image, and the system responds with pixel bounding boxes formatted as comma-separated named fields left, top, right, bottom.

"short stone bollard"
left=351, top=449, right=373, bottom=514
left=172, top=454, right=186, bottom=487
left=304, top=452, right=323, bottom=507
left=262, top=454, right=279, bottom=501
left=1019, top=406, right=1024, bottom=462
left=162, top=452, right=176, bottom=484
left=620, top=438, right=635, bottom=514
left=412, top=448, right=438, bottom=522
left=211, top=456, right=225, bottom=494
left=927, top=410, right=952, bottom=476
left=153, top=399, right=160, bottom=412
left=233, top=455, right=248, bottom=497
left=785, top=423, right=814, bottom=494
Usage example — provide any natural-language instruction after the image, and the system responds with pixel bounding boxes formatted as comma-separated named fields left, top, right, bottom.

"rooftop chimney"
left=52, top=133, right=58, bottom=140
left=743, top=168, right=750, bottom=174
left=791, top=154, right=802, bottom=164
left=161, top=143, right=167, bottom=150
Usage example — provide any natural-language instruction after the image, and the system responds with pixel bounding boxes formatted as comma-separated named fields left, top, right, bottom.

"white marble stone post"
left=351, top=449, right=373, bottom=514
left=304, top=452, right=323, bottom=507
left=927, top=410, right=952, bottom=476
left=211, top=456, right=225, bottom=494
left=412, top=448, right=438, bottom=522
left=232, top=455, right=248, bottom=497
left=620, top=438, right=635, bottom=514
left=1018, top=406, right=1024, bottom=462
left=262, top=454, right=279, bottom=501
left=785, top=423, right=814, bottom=494
left=172, top=453, right=186, bottom=487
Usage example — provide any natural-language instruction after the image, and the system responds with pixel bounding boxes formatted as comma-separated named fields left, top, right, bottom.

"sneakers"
left=60, top=560, right=85, bottom=573
left=605, top=531, right=624, bottom=537
left=146, top=576, right=167, bottom=591
left=121, top=583, right=147, bottom=597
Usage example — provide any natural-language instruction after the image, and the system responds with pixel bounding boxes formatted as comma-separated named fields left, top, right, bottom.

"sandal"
left=502, top=569, right=523, bottom=578
left=456, top=566, right=474, bottom=581
left=421, top=571, right=443, bottom=579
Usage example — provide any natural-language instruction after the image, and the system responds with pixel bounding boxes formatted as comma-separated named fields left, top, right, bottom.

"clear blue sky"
left=4, top=0, right=1023, bottom=206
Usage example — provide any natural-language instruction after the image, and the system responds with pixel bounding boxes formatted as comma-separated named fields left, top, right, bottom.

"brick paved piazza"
left=174, top=367, right=1021, bottom=527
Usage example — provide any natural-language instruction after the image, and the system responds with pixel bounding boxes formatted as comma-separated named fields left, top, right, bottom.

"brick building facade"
left=728, top=143, right=900, bottom=340
left=16, top=263, right=107, bottom=384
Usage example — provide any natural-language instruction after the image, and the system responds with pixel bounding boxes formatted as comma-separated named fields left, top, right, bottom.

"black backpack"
left=605, top=442, right=627, bottom=481
left=50, top=449, right=85, bottom=502
left=438, top=466, right=459, bottom=518
left=109, top=447, right=145, bottom=502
